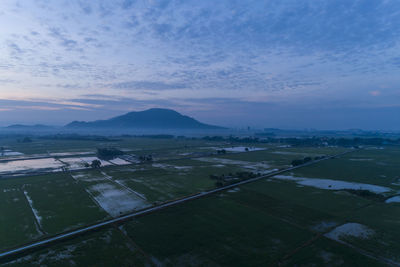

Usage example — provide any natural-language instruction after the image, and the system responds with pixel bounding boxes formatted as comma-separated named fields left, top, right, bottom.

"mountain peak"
left=66, top=108, right=223, bottom=130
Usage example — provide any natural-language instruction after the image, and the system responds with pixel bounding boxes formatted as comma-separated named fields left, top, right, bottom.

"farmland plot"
left=72, top=170, right=150, bottom=217
left=86, top=182, right=150, bottom=217
left=0, top=158, right=64, bottom=176
left=16, top=173, right=108, bottom=235
left=0, top=186, right=40, bottom=251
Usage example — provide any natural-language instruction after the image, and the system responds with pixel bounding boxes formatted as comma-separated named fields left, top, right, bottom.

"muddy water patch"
left=50, top=151, right=94, bottom=157
left=311, top=221, right=339, bottom=232
left=108, top=158, right=131, bottom=165
left=60, top=156, right=112, bottom=170
left=23, top=189, right=45, bottom=235
left=271, top=151, right=312, bottom=156
left=385, top=196, right=400, bottom=203
left=152, top=163, right=173, bottom=169
left=71, top=172, right=109, bottom=182
left=227, top=187, right=241, bottom=193
left=23, top=190, right=42, bottom=227
left=325, top=223, right=374, bottom=241
left=195, top=158, right=271, bottom=173
left=100, top=171, right=147, bottom=200
left=348, top=158, right=374, bottom=161
left=211, top=164, right=226, bottom=168
left=115, top=179, right=147, bottom=200
left=273, top=175, right=391, bottom=194
left=0, top=150, right=24, bottom=157
left=58, top=157, right=87, bottom=170
left=87, top=183, right=149, bottom=217
left=0, top=158, right=64, bottom=174
left=174, top=166, right=193, bottom=170
left=223, top=146, right=266, bottom=152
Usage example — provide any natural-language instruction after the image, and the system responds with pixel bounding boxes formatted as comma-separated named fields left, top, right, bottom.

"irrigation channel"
left=0, top=150, right=355, bottom=262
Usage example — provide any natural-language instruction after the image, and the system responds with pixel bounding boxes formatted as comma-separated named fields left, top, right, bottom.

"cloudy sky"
left=0, top=0, right=399, bottom=129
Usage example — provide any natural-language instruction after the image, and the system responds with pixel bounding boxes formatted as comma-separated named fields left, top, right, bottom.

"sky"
left=0, top=0, right=399, bottom=130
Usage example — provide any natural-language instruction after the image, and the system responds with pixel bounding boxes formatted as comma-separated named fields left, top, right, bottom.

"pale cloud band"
left=0, top=0, right=399, bottom=129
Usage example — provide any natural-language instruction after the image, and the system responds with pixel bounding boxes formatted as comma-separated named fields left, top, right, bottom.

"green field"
left=4, top=177, right=385, bottom=266
left=0, top=173, right=108, bottom=251
left=1, top=137, right=399, bottom=266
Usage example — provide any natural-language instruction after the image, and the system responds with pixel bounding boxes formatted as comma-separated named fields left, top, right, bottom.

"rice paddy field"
left=0, top=136, right=399, bottom=266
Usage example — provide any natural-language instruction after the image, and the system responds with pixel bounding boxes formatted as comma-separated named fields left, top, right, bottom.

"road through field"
left=0, top=149, right=355, bottom=261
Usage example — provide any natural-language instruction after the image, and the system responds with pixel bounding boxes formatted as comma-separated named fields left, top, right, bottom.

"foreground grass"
left=121, top=178, right=383, bottom=266
left=0, top=173, right=107, bottom=250
left=0, top=185, right=39, bottom=251
left=3, top=228, right=148, bottom=267
left=1, top=143, right=398, bottom=266
left=2, top=164, right=390, bottom=266
left=293, top=146, right=400, bottom=188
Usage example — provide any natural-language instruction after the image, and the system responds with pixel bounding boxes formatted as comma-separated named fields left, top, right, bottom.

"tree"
left=291, top=159, right=304, bottom=166
left=217, top=149, right=226, bottom=154
left=139, top=155, right=153, bottom=162
left=91, top=159, right=102, bottom=168
left=97, top=148, right=123, bottom=160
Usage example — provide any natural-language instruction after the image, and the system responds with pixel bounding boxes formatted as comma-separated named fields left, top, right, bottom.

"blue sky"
left=0, top=0, right=399, bottom=129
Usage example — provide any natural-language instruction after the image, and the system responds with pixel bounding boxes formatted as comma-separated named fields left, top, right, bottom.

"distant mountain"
left=5, top=124, right=54, bottom=129
left=65, top=108, right=224, bottom=130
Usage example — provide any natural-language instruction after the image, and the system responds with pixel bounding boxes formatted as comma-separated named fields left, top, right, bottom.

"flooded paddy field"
left=206, top=146, right=350, bottom=170
left=0, top=137, right=218, bottom=157
left=102, top=159, right=247, bottom=203
left=0, top=173, right=108, bottom=251
left=117, top=179, right=385, bottom=266
left=0, top=158, right=64, bottom=176
left=0, top=150, right=24, bottom=157
left=7, top=176, right=384, bottom=266
left=269, top=146, right=400, bottom=264
left=0, top=156, right=117, bottom=176
left=1, top=136, right=399, bottom=266
left=71, top=170, right=150, bottom=217
left=290, top=146, right=400, bottom=188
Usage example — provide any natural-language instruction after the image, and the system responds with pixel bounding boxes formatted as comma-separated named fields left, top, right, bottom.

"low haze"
left=0, top=0, right=399, bottom=129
